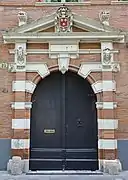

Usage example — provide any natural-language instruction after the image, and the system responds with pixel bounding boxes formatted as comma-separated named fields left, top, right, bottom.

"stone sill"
left=111, top=1, right=128, bottom=4
left=35, top=1, right=91, bottom=6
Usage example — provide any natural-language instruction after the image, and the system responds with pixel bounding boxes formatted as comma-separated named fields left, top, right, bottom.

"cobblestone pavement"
left=0, top=171, right=128, bottom=180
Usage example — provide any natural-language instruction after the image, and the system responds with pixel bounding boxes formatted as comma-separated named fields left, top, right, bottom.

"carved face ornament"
left=99, top=11, right=110, bottom=22
left=103, top=48, right=112, bottom=64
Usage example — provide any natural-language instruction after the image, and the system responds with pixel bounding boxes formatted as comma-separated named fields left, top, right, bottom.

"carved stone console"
left=7, top=156, right=29, bottom=175
left=99, top=10, right=110, bottom=26
left=7, top=156, right=24, bottom=175
left=18, top=11, right=27, bottom=26
left=100, top=159, right=122, bottom=175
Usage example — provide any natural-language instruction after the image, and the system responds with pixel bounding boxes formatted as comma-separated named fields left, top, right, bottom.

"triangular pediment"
left=3, top=6, right=125, bottom=44
left=8, top=11, right=120, bottom=34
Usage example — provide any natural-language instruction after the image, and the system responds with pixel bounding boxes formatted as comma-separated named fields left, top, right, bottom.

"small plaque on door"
left=44, top=129, right=55, bottom=134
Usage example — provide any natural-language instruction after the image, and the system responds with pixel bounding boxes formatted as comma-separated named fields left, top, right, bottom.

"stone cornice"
left=35, top=2, right=91, bottom=7
left=3, top=32, right=125, bottom=43
left=111, top=1, right=128, bottom=5
left=9, top=48, right=119, bottom=55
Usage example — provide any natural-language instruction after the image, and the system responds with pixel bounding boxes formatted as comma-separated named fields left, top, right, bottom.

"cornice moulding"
left=111, top=1, right=128, bottom=5
left=35, top=2, right=91, bottom=6
left=3, top=32, right=125, bottom=43
left=8, top=49, right=119, bottom=55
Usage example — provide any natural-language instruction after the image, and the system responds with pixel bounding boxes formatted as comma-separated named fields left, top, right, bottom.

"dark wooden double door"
left=30, top=72, right=98, bottom=171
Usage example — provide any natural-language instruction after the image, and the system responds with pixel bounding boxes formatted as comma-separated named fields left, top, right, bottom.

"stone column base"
left=7, top=156, right=29, bottom=175
left=99, top=159, right=122, bottom=175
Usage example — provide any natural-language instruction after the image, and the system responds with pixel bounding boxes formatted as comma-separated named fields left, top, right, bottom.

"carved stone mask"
left=103, top=48, right=112, bottom=64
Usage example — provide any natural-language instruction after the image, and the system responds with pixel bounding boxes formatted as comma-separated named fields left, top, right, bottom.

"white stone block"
left=11, top=102, right=32, bottom=109
left=12, top=81, right=36, bottom=93
left=98, top=119, right=118, bottom=130
left=98, top=139, right=117, bottom=149
left=12, top=81, right=25, bottom=91
left=11, top=139, right=30, bottom=149
left=78, top=63, right=102, bottom=79
left=23, top=159, right=29, bottom=173
left=96, top=102, right=117, bottom=109
left=12, top=119, right=30, bottom=129
left=11, top=102, right=25, bottom=109
left=26, top=63, right=50, bottom=78
left=26, top=81, right=36, bottom=93
left=92, top=80, right=116, bottom=93
left=100, top=159, right=122, bottom=175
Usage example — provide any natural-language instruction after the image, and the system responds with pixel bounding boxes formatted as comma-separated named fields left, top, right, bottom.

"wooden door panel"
left=65, top=160, right=98, bottom=170
left=65, top=72, right=98, bottom=170
left=30, top=73, right=64, bottom=170
left=31, top=73, right=62, bottom=148
left=30, top=72, right=98, bottom=170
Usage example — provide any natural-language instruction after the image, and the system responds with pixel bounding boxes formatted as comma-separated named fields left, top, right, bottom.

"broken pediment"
left=6, top=5, right=120, bottom=34
left=2, top=5, right=125, bottom=44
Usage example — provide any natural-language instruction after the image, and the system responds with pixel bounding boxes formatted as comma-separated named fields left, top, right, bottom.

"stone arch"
left=32, top=65, right=97, bottom=85
left=31, top=64, right=101, bottom=102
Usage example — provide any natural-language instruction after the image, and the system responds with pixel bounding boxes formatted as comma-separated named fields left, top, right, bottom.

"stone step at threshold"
left=27, top=170, right=103, bottom=175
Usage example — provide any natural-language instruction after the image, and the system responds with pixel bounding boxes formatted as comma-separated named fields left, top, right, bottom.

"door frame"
left=29, top=66, right=101, bottom=169
left=11, top=64, right=118, bottom=172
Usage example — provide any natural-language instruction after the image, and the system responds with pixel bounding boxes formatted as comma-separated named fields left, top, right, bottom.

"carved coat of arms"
left=55, top=5, right=73, bottom=32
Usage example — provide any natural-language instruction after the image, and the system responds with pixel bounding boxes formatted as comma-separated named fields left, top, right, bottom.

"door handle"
left=76, top=118, right=82, bottom=127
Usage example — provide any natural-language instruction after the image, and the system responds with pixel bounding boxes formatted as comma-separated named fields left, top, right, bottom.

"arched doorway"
left=30, top=71, right=98, bottom=170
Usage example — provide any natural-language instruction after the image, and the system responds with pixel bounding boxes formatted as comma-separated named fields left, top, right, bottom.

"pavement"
left=0, top=171, right=128, bottom=180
